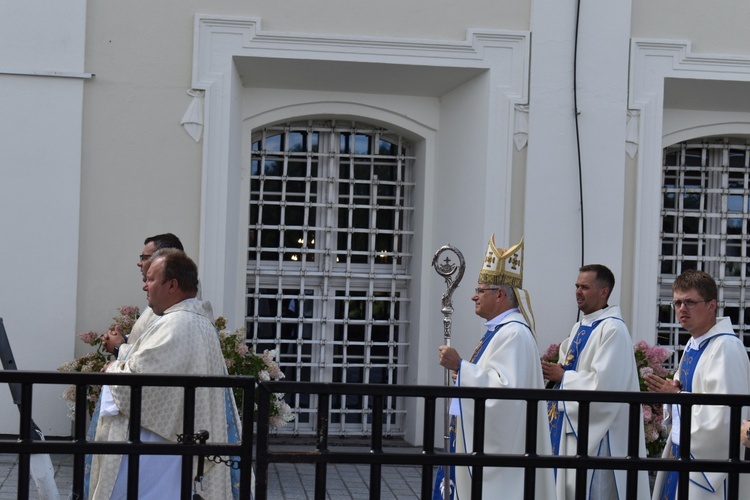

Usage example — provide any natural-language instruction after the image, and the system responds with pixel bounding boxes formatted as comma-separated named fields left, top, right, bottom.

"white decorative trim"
left=625, top=110, right=639, bottom=158
left=181, top=89, right=204, bottom=142
left=191, top=14, right=530, bottom=328
left=513, top=104, right=529, bottom=150
left=0, top=69, right=94, bottom=79
left=629, top=39, right=750, bottom=343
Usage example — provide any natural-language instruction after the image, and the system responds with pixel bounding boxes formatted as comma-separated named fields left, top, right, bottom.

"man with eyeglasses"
left=542, top=264, right=650, bottom=500
left=101, top=233, right=184, bottom=357
left=89, top=249, right=241, bottom=499
left=645, top=269, right=750, bottom=500
left=434, top=236, right=555, bottom=500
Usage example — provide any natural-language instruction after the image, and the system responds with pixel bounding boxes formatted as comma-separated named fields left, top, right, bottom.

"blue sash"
left=658, top=333, right=733, bottom=500
left=432, top=415, right=457, bottom=500
left=224, top=387, right=242, bottom=500
left=432, top=320, right=530, bottom=499
left=547, top=317, right=621, bottom=457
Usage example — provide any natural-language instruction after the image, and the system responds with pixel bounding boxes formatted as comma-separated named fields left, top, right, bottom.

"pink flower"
left=542, top=343, right=560, bottom=363
left=118, top=305, right=139, bottom=317
left=62, top=386, right=76, bottom=401
left=78, top=331, right=99, bottom=345
left=235, top=344, right=249, bottom=357
left=642, top=404, right=653, bottom=421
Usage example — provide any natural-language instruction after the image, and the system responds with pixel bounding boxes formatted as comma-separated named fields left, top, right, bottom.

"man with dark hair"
left=144, top=232, right=184, bottom=251
left=139, top=232, right=184, bottom=279
left=645, top=269, right=750, bottom=499
left=89, top=249, right=240, bottom=499
left=542, top=264, right=649, bottom=499
left=102, top=233, right=184, bottom=356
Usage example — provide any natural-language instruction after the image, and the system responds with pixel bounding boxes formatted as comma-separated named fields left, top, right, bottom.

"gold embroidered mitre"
left=478, top=234, right=524, bottom=288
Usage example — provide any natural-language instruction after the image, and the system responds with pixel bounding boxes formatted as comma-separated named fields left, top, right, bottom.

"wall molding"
left=629, top=39, right=750, bottom=343
left=191, top=14, right=530, bottom=330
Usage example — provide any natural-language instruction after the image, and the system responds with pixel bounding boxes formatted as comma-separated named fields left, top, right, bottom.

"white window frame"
left=190, top=15, right=529, bottom=444
left=629, top=39, right=750, bottom=344
left=247, top=121, right=414, bottom=435
left=656, top=140, right=750, bottom=365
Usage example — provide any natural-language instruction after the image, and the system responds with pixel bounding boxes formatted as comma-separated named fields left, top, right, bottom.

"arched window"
left=657, top=138, right=750, bottom=365
left=247, top=120, right=415, bottom=435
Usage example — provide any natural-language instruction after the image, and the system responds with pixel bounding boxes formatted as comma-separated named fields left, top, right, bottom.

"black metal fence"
left=2, top=370, right=750, bottom=500
left=0, top=370, right=255, bottom=499
left=255, top=381, right=750, bottom=500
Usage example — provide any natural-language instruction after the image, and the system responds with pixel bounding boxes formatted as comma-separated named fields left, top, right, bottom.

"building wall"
left=631, top=0, right=750, bottom=55
left=0, top=1, right=88, bottom=436
left=3, top=0, right=750, bottom=438
left=77, top=0, right=532, bottom=343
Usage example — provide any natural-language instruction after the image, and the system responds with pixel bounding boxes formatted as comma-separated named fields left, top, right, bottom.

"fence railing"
left=0, top=370, right=255, bottom=500
left=255, top=381, right=750, bottom=500
left=2, top=371, right=750, bottom=500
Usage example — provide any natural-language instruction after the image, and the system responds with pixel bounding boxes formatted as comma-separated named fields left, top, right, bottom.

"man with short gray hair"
left=435, top=235, right=554, bottom=499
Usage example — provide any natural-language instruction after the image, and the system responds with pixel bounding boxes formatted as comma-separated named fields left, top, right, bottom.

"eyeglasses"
left=139, top=254, right=152, bottom=262
left=671, top=299, right=709, bottom=310
left=475, top=287, right=500, bottom=294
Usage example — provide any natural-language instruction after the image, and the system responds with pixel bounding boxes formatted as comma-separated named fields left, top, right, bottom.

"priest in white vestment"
left=542, top=264, right=650, bottom=500
left=436, top=236, right=555, bottom=499
left=645, top=269, right=750, bottom=500
left=101, top=233, right=184, bottom=357
left=88, top=248, right=240, bottom=499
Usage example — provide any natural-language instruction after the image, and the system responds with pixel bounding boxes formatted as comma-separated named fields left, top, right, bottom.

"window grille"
left=657, top=139, right=750, bottom=367
left=247, top=121, right=415, bottom=435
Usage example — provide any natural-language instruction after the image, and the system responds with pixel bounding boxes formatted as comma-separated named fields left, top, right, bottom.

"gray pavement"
left=0, top=453, right=426, bottom=499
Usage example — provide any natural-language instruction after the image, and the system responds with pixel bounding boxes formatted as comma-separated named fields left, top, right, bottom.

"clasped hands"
left=643, top=373, right=681, bottom=393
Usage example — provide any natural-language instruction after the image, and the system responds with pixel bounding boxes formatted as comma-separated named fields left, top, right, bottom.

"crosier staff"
left=432, top=245, right=465, bottom=500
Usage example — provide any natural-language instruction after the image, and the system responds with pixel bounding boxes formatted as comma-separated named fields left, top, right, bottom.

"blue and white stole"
left=659, top=333, right=733, bottom=500
left=432, top=312, right=529, bottom=500
left=547, top=316, right=622, bottom=457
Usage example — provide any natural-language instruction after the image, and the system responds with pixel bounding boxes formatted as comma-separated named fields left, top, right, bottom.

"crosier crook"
left=431, top=245, right=465, bottom=500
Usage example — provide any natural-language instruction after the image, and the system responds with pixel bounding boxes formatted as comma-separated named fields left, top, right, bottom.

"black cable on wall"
left=573, top=0, right=584, bottom=269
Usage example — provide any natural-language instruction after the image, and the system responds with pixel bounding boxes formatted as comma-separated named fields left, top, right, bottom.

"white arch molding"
left=190, top=15, right=530, bottom=329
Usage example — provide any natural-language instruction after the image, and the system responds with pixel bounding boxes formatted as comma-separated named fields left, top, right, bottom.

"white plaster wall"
left=78, top=3, right=204, bottom=343
left=431, top=73, right=494, bottom=362
left=0, top=0, right=87, bottom=435
left=631, top=0, right=750, bottom=56
left=526, top=0, right=633, bottom=351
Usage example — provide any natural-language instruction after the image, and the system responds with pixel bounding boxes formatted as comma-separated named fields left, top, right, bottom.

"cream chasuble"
left=88, top=299, right=239, bottom=499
